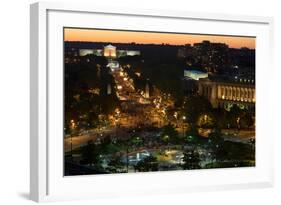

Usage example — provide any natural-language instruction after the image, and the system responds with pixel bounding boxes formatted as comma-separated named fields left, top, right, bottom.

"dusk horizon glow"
left=64, top=28, right=255, bottom=49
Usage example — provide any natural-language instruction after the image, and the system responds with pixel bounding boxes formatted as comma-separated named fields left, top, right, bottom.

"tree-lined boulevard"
left=64, top=41, right=255, bottom=175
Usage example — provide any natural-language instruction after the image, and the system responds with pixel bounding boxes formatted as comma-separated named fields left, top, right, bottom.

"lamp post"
left=236, top=117, right=241, bottom=131
left=182, top=116, right=186, bottom=137
left=114, top=108, right=120, bottom=137
left=70, top=119, right=76, bottom=161
left=174, top=112, right=178, bottom=127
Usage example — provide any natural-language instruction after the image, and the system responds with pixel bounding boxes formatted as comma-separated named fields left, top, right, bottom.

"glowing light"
left=70, top=120, right=76, bottom=129
left=135, top=72, right=141, bottom=77
left=204, top=114, right=208, bottom=122
left=65, top=28, right=255, bottom=49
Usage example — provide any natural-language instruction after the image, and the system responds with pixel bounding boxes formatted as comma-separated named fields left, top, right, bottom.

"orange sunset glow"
left=64, top=28, right=255, bottom=49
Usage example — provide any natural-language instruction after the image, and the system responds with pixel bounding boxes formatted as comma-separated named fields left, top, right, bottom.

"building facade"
left=103, top=44, right=117, bottom=58
left=79, top=44, right=141, bottom=58
left=198, top=78, right=255, bottom=109
left=184, top=70, right=208, bottom=80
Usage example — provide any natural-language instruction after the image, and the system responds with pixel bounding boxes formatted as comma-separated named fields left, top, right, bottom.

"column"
left=237, top=87, right=240, bottom=101
left=227, top=86, right=231, bottom=100
left=222, top=86, right=225, bottom=99
left=240, top=88, right=244, bottom=101
left=229, top=87, right=233, bottom=100
left=233, top=87, right=236, bottom=101
left=244, top=88, right=248, bottom=102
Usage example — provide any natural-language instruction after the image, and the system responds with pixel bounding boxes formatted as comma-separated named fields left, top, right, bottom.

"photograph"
left=63, top=28, right=256, bottom=176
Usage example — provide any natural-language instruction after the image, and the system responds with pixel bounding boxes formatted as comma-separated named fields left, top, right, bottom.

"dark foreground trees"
left=161, top=123, right=179, bottom=144
left=182, top=150, right=201, bottom=170
left=135, top=156, right=159, bottom=172
left=80, top=140, right=101, bottom=167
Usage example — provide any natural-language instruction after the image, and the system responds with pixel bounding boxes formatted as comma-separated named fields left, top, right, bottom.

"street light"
left=236, top=117, right=241, bottom=130
left=182, top=116, right=186, bottom=137
left=115, top=108, right=120, bottom=137
left=70, top=119, right=76, bottom=161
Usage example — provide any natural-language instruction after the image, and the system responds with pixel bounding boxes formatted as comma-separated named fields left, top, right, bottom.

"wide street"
left=64, top=60, right=255, bottom=156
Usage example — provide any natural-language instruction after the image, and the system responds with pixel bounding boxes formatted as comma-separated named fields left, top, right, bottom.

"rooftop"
left=104, top=44, right=116, bottom=49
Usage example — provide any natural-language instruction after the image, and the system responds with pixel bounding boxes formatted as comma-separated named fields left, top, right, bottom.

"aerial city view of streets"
left=64, top=29, right=256, bottom=175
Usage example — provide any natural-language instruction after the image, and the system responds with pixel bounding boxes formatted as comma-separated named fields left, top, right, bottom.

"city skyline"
left=64, top=28, right=255, bottom=175
left=64, top=28, right=255, bottom=49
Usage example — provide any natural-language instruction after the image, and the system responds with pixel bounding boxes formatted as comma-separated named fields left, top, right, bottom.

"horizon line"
left=64, top=28, right=255, bottom=49
left=64, top=40, right=255, bottom=50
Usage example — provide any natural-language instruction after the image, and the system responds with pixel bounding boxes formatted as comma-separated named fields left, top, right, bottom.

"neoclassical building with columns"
left=79, top=44, right=140, bottom=58
left=198, top=78, right=255, bottom=109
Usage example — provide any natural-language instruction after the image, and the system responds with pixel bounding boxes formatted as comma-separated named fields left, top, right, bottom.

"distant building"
left=103, top=44, right=117, bottom=58
left=184, top=70, right=208, bottom=80
left=79, top=44, right=140, bottom=58
left=177, top=44, right=193, bottom=58
left=79, top=49, right=94, bottom=56
left=125, top=50, right=141, bottom=56
left=198, top=78, right=255, bottom=109
left=79, top=49, right=103, bottom=56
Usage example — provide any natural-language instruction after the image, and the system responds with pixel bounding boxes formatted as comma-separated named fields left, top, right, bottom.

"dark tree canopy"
left=183, top=96, right=213, bottom=124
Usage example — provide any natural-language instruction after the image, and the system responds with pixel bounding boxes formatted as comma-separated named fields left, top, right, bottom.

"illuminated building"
left=79, top=49, right=94, bottom=56
left=79, top=44, right=140, bottom=58
left=103, top=44, right=117, bottom=58
left=184, top=70, right=208, bottom=80
left=79, top=49, right=103, bottom=56
left=182, top=70, right=208, bottom=96
left=124, top=50, right=141, bottom=56
left=198, top=78, right=255, bottom=109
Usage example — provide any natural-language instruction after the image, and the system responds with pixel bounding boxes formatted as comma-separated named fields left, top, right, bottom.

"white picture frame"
left=30, top=2, right=274, bottom=202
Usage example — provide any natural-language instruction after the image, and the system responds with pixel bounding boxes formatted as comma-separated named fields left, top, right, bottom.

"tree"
left=208, top=127, right=223, bottom=145
left=131, top=135, right=143, bottom=148
left=100, top=136, right=123, bottom=155
left=108, top=155, right=125, bottom=172
left=80, top=140, right=100, bottom=167
left=208, top=127, right=225, bottom=160
left=182, top=150, right=201, bottom=170
left=241, top=112, right=254, bottom=128
left=135, top=156, right=159, bottom=172
left=183, top=96, right=213, bottom=125
left=230, top=104, right=242, bottom=117
left=210, top=137, right=255, bottom=164
left=185, top=124, right=198, bottom=137
left=197, top=113, right=215, bottom=128
left=161, top=123, right=179, bottom=144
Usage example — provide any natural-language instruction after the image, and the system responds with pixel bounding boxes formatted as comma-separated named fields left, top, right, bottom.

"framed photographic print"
left=30, top=2, right=274, bottom=202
